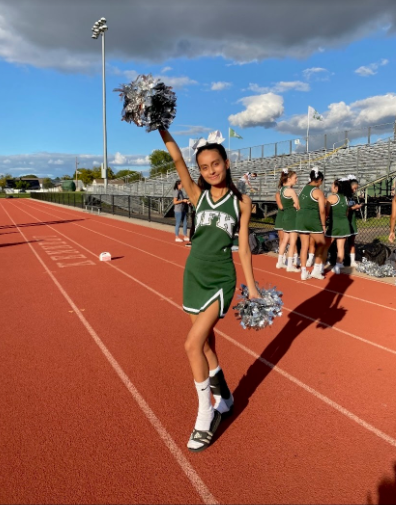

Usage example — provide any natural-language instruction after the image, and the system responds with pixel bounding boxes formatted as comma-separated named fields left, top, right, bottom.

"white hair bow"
left=282, top=168, right=289, bottom=174
left=311, top=166, right=319, bottom=177
left=191, top=130, right=225, bottom=154
left=347, top=174, right=357, bottom=180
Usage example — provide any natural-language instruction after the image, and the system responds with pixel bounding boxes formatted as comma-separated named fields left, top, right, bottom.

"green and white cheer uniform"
left=280, top=186, right=296, bottom=232
left=183, top=189, right=239, bottom=319
left=326, top=193, right=351, bottom=238
left=295, top=184, right=323, bottom=234
left=274, top=194, right=283, bottom=231
left=348, top=197, right=358, bottom=236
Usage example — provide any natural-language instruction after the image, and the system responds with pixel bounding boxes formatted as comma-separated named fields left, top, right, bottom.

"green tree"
left=115, top=169, right=142, bottom=181
left=62, top=175, right=72, bottom=180
left=149, top=150, right=175, bottom=177
left=0, top=173, right=12, bottom=189
left=21, top=174, right=38, bottom=178
left=42, top=178, right=54, bottom=189
left=15, top=180, right=29, bottom=191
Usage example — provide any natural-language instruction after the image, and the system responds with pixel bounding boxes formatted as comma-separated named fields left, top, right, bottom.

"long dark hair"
left=173, top=179, right=181, bottom=190
left=334, top=179, right=353, bottom=199
left=195, top=143, right=243, bottom=201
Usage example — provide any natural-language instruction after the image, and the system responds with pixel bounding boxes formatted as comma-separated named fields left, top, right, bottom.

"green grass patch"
left=0, top=192, right=31, bottom=198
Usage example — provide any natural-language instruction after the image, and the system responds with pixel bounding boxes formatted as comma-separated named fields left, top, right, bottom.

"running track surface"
left=1, top=199, right=396, bottom=505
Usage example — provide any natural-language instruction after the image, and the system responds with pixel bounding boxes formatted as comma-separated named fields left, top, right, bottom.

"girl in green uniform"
left=295, top=168, right=327, bottom=281
left=347, top=175, right=363, bottom=267
left=325, top=179, right=353, bottom=274
left=159, top=129, right=260, bottom=452
left=276, top=169, right=300, bottom=272
left=274, top=189, right=285, bottom=265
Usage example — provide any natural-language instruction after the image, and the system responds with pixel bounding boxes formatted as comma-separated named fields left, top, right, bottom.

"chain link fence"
left=31, top=193, right=394, bottom=248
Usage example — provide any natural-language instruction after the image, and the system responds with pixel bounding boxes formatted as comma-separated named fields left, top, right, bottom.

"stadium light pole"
left=91, top=17, right=108, bottom=192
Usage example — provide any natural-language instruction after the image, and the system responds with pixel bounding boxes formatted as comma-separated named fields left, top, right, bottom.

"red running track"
left=1, top=198, right=396, bottom=504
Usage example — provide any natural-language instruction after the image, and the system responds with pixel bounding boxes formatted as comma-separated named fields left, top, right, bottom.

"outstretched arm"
left=389, top=195, right=396, bottom=243
left=159, top=130, right=201, bottom=206
left=238, top=195, right=260, bottom=299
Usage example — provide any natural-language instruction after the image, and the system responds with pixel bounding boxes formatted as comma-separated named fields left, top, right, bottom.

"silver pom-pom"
left=114, top=74, right=177, bottom=132
left=233, top=283, right=283, bottom=330
left=357, top=258, right=396, bottom=278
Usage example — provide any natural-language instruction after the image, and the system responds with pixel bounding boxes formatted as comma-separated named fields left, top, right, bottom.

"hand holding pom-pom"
left=233, top=283, right=283, bottom=330
left=114, top=74, right=177, bottom=132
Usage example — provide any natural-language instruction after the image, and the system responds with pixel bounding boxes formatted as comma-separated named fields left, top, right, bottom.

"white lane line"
left=13, top=203, right=396, bottom=450
left=18, top=202, right=396, bottom=358
left=3, top=204, right=218, bottom=505
left=26, top=199, right=396, bottom=313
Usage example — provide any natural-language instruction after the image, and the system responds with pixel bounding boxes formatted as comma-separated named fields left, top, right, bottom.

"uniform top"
left=280, top=186, right=295, bottom=211
left=329, top=193, right=348, bottom=218
left=239, top=172, right=253, bottom=183
left=298, top=184, right=319, bottom=210
left=191, top=189, right=240, bottom=260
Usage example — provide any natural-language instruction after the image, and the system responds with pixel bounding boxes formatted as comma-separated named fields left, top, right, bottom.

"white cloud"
left=228, top=93, right=284, bottom=128
left=248, top=81, right=310, bottom=93
left=0, top=1, right=395, bottom=72
left=276, top=93, right=396, bottom=139
left=211, top=81, right=232, bottom=91
left=0, top=152, right=151, bottom=177
left=355, top=58, right=389, bottom=76
left=302, top=67, right=329, bottom=80
left=172, top=125, right=212, bottom=136
left=111, top=152, right=128, bottom=165
left=161, top=66, right=172, bottom=73
left=160, top=75, right=197, bottom=89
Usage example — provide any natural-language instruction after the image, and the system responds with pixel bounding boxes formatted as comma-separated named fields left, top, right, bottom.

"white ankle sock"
left=301, top=266, right=306, bottom=273
left=277, top=254, right=283, bottom=264
left=350, top=253, right=356, bottom=262
left=209, top=365, right=221, bottom=377
left=308, top=253, right=314, bottom=261
left=314, top=262, right=323, bottom=272
left=194, top=378, right=214, bottom=431
left=287, top=257, right=293, bottom=267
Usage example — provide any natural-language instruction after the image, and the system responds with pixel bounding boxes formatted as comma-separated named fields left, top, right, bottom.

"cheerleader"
left=274, top=187, right=285, bottom=264
left=347, top=175, right=363, bottom=267
left=276, top=169, right=300, bottom=272
left=325, top=178, right=353, bottom=274
left=295, top=168, right=327, bottom=280
left=159, top=129, right=260, bottom=452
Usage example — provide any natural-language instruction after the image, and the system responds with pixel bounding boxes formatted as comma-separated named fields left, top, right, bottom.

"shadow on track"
left=367, top=463, right=396, bottom=504
left=0, top=240, right=42, bottom=248
left=0, top=219, right=85, bottom=230
left=217, top=273, right=354, bottom=439
left=111, top=256, right=124, bottom=261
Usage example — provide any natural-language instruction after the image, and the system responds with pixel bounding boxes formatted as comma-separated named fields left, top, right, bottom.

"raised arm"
left=159, top=130, right=201, bottom=206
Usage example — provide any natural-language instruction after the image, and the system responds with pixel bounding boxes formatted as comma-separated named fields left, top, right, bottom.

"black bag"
left=359, top=239, right=392, bottom=266
left=249, top=230, right=261, bottom=254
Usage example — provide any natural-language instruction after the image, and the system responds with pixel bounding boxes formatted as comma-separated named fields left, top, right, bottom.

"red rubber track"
left=1, top=198, right=396, bottom=504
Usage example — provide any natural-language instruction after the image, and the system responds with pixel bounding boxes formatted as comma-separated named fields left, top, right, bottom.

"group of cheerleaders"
left=274, top=167, right=363, bottom=281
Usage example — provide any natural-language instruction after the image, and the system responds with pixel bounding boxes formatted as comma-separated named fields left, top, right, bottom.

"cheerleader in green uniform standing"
left=276, top=169, right=300, bottom=272
left=274, top=186, right=285, bottom=265
left=325, top=178, right=353, bottom=274
left=295, top=168, right=327, bottom=281
left=159, top=129, right=260, bottom=452
left=347, top=175, right=363, bottom=267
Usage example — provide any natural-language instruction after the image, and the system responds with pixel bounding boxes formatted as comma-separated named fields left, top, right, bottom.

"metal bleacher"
left=88, top=138, right=396, bottom=202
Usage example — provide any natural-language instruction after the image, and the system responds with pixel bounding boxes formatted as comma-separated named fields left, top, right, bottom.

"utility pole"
left=75, top=157, right=79, bottom=190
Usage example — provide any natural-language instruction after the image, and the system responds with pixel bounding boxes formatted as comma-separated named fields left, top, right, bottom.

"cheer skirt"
left=274, top=210, right=283, bottom=231
left=183, top=251, right=236, bottom=319
left=295, top=209, right=323, bottom=234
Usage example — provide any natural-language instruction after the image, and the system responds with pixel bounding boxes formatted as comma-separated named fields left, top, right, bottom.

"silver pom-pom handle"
left=233, top=283, right=283, bottom=330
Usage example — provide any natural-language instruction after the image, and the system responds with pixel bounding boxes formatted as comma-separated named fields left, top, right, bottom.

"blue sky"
left=0, top=0, right=395, bottom=178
